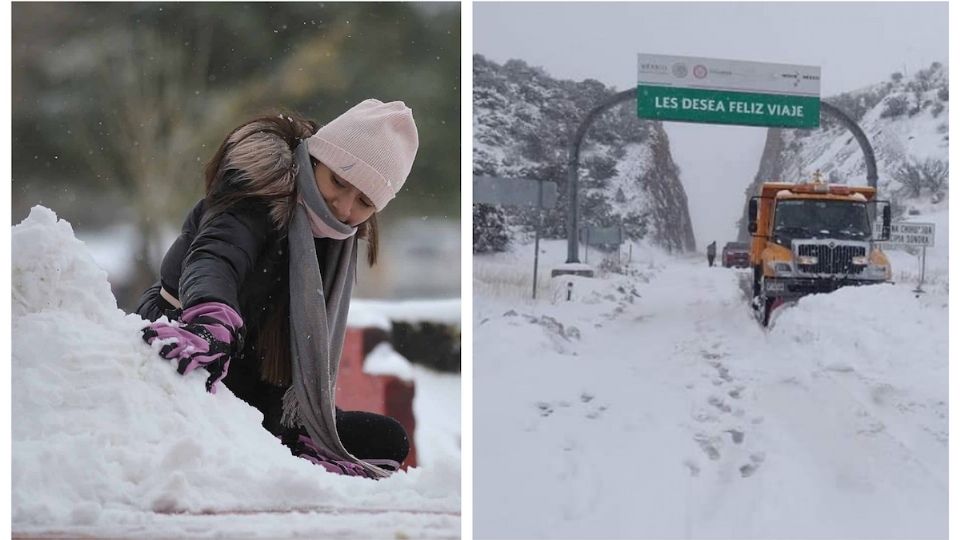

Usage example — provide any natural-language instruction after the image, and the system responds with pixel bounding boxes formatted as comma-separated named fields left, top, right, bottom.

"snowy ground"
left=12, top=207, right=460, bottom=539
left=474, top=238, right=947, bottom=539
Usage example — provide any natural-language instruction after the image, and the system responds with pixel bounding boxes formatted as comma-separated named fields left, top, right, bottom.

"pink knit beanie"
left=306, top=99, right=419, bottom=211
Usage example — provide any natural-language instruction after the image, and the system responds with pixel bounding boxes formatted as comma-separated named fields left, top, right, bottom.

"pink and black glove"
left=142, top=301, right=244, bottom=393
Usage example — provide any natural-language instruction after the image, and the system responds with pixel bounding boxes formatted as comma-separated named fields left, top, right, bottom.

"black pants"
left=337, top=410, right=410, bottom=464
left=707, top=255, right=715, bottom=267
left=136, top=282, right=410, bottom=467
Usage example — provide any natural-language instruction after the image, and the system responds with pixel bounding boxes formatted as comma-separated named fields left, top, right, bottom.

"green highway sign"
left=637, top=54, right=821, bottom=129
left=637, top=86, right=820, bottom=128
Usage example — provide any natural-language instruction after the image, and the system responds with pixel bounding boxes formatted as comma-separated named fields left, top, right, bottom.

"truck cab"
left=747, top=172, right=892, bottom=325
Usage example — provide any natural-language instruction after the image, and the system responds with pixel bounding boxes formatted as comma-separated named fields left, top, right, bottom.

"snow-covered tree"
left=473, top=203, right=510, bottom=253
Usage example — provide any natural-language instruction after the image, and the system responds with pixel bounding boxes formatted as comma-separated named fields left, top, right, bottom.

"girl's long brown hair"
left=203, top=112, right=379, bottom=386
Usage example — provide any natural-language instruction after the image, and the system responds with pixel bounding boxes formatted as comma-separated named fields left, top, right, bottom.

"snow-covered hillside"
left=12, top=207, right=460, bottom=538
left=783, top=63, right=948, bottom=193
left=473, top=55, right=695, bottom=253
left=474, top=239, right=947, bottom=539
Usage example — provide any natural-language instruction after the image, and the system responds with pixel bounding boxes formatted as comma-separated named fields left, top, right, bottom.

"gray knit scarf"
left=281, top=142, right=390, bottom=479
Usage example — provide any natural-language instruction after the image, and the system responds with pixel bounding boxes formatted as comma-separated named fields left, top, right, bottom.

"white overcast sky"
left=474, top=1, right=948, bottom=247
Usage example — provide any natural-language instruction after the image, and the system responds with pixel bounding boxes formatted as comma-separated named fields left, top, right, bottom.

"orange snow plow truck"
left=747, top=172, right=892, bottom=326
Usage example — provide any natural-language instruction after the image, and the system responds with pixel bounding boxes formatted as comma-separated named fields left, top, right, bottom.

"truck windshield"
left=773, top=200, right=870, bottom=240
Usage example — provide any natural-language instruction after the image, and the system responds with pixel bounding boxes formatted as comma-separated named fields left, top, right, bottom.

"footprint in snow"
left=694, top=434, right=721, bottom=461
left=692, top=409, right=719, bottom=424
left=725, top=429, right=745, bottom=444
left=739, top=452, right=766, bottom=478
left=535, top=402, right=554, bottom=417
left=585, top=406, right=607, bottom=420
left=683, top=459, right=701, bottom=477
left=707, top=360, right=733, bottom=382
left=708, top=396, right=732, bottom=413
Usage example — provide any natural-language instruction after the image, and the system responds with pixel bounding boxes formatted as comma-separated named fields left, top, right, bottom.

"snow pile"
left=12, top=206, right=459, bottom=537
left=475, top=238, right=946, bottom=539
left=770, top=284, right=947, bottom=410
left=411, top=366, right=462, bottom=475
left=364, top=342, right=415, bottom=382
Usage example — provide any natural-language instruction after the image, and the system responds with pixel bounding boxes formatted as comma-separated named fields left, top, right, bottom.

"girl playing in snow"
left=137, top=100, right=418, bottom=479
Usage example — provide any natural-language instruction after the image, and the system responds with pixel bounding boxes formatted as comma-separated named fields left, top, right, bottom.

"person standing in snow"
left=707, top=241, right=716, bottom=267
left=137, top=100, right=418, bottom=479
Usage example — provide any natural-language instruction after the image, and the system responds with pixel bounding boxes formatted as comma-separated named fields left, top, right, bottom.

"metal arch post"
left=819, top=100, right=878, bottom=189
left=566, top=88, right=637, bottom=263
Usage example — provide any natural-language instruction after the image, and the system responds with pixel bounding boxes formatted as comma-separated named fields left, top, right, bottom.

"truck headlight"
left=797, top=256, right=818, bottom=265
left=772, top=262, right=793, bottom=276
left=852, top=256, right=868, bottom=266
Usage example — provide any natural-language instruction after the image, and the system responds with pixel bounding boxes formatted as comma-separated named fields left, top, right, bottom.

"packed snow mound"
left=771, top=282, right=946, bottom=345
left=12, top=206, right=118, bottom=319
left=12, top=207, right=458, bottom=534
left=768, top=282, right=947, bottom=401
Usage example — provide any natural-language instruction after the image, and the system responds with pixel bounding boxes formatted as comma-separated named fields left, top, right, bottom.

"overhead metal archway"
left=564, top=95, right=878, bottom=264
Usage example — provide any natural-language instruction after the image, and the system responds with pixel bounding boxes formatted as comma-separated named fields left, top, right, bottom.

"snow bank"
left=12, top=206, right=459, bottom=536
left=350, top=298, right=461, bottom=328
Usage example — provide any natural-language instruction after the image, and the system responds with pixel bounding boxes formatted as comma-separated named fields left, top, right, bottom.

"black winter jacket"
left=137, top=196, right=332, bottom=435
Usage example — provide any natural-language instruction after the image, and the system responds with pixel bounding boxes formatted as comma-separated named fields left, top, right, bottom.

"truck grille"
left=796, top=244, right=866, bottom=275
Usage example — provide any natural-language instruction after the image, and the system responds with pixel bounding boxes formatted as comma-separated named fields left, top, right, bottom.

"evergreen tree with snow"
left=473, top=203, right=510, bottom=253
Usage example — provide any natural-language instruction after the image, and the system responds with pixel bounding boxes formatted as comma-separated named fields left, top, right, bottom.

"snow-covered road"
left=475, top=248, right=947, bottom=539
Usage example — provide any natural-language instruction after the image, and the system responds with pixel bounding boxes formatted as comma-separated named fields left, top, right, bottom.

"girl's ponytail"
left=203, top=113, right=317, bottom=230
